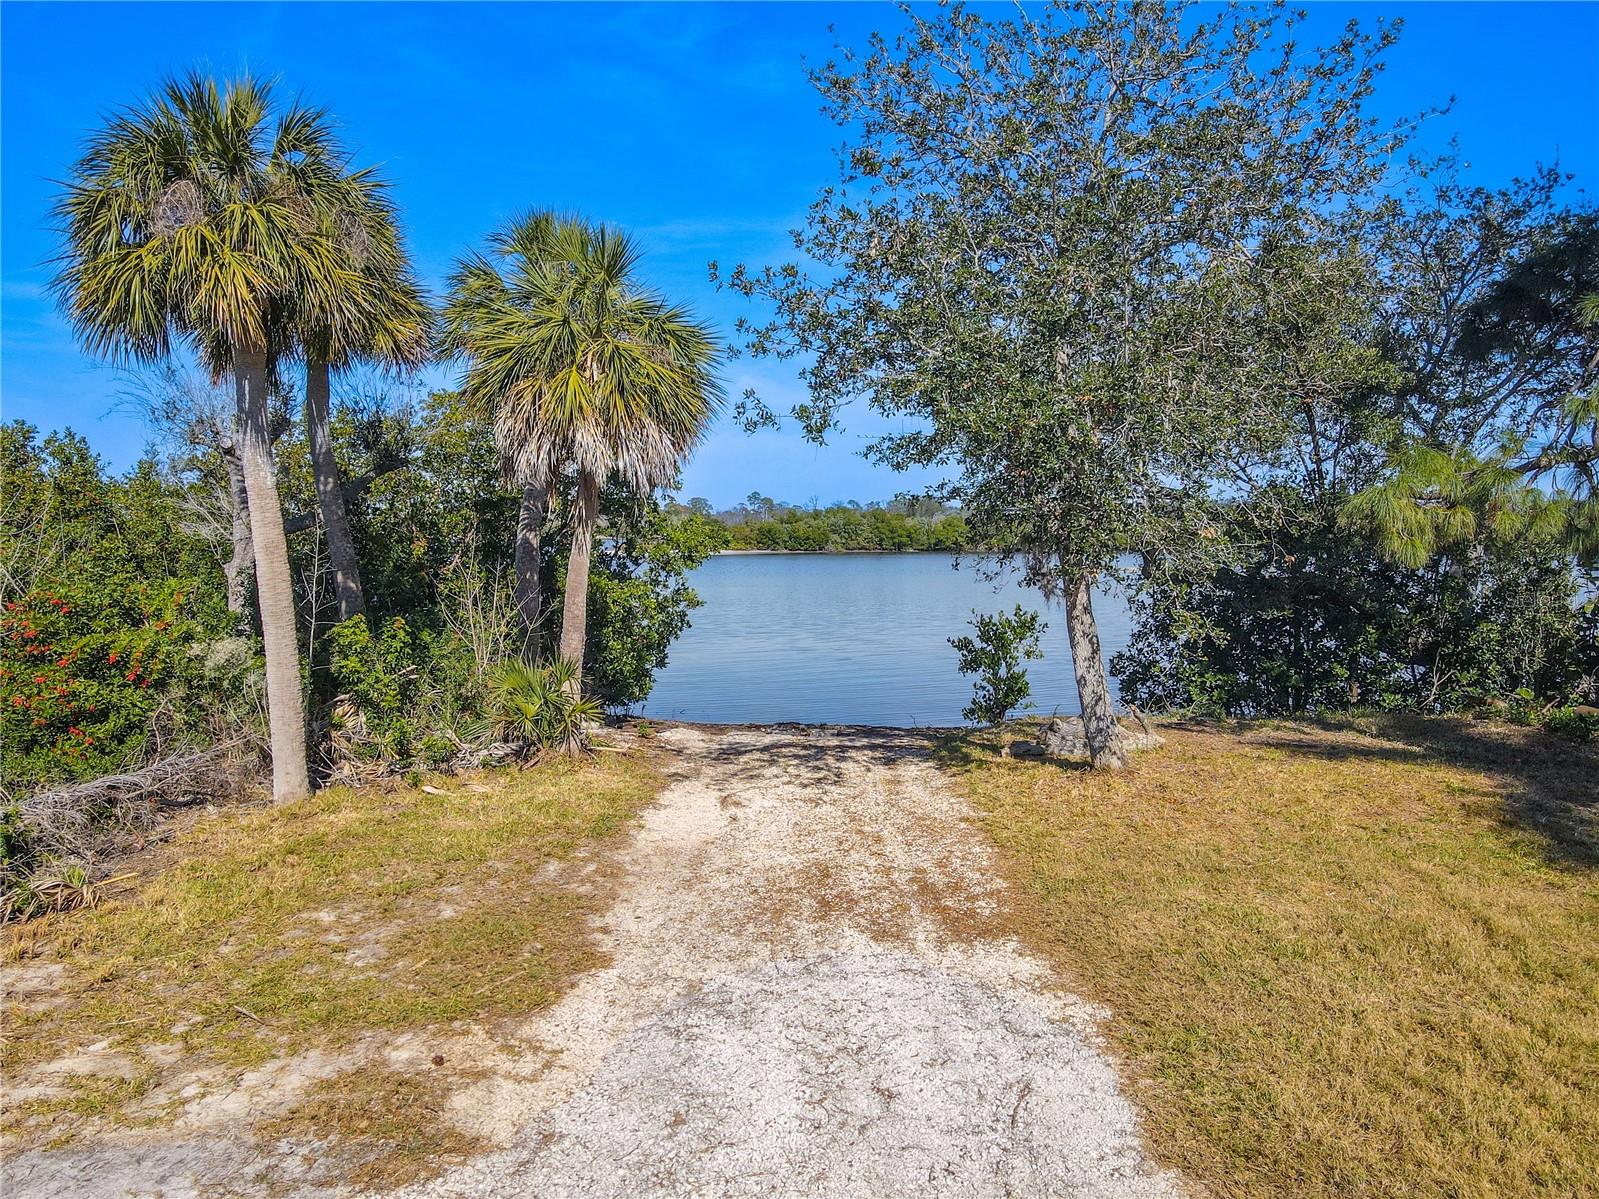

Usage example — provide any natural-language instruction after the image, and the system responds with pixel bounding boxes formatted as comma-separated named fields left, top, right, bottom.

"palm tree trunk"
left=220, top=437, right=253, bottom=616
left=513, top=483, right=546, bottom=646
left=1064, top=570, right=1128, bottom=770
left=557, top=468, right=601, bottom=692
left=234, top=347, right=311, bottom=802
left=305, top=355, right=365, bottom=621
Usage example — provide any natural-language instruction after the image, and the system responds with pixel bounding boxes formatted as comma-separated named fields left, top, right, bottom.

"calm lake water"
left=637, top=552, right=1133, bottom=727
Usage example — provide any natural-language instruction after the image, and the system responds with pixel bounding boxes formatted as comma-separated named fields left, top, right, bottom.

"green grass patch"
left=947, top=717, right=1599, bottom=1199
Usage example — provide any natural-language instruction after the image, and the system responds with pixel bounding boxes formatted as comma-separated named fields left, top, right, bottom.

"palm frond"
left=482, top=658, right=601, bottom=752
left=442, top=210, right=723, bottom=490
left=52, top=70, right=427, bottom=374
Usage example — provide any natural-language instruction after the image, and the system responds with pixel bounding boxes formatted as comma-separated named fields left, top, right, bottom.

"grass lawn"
left=2, top=751, right=661, bottom=1181
left=946, top=716, right=1598, bottom=1199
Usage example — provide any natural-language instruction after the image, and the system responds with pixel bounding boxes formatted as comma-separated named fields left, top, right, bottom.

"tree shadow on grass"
left=663, top=723, right=957, bottom=794
left=932, top=713, right=1596, bottom=870
left=929, top=731, right=989, bottom=772
left=928, top=725, right=1095, bottom=775
left=1249, top=714, right=1599, bottom=871
left=670, top=716, right=1594, bottom=871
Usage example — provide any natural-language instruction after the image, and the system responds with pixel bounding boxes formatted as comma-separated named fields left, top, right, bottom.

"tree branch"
left=282, top=462, right=409, bottom=535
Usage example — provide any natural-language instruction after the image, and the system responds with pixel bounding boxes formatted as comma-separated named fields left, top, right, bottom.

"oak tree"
left=720, top=1, right=1408, bottom=765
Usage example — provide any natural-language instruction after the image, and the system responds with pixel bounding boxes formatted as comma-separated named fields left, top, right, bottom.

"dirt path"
left=7, top=727, right=1182, bottom=1198
left=405, top=726, right=1180, bottom=1198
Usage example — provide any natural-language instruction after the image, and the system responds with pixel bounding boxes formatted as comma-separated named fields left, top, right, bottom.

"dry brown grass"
left=257, top=1062, right=490, bottom=1190
left=945, top=716, right=1599, bottom=1199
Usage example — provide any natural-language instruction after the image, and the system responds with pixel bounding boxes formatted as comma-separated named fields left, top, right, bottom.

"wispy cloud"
left=2, top=280, right=49, bottom=302
left=595, top=4, right=731, bottom=56
left=633, top=215, right=801, bottom=247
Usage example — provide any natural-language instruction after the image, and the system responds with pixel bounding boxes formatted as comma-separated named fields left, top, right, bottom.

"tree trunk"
left=1064, top=570, right=1128, bottom=770
left=234, top=347, right=311, bottom=802
left=220, top=438, right=253, bottom=616
left=513, top=483, right=546, bottom=647
left=557, top=468, right=601, bottom=692
left=305, top=355, right=365, bottom=621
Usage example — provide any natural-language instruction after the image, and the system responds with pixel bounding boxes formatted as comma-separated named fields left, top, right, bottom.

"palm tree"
left=440, top=213, right=564, bottom=644
left=53, top=73, right=358, bottom=802
left=442, top=213, right=721, bottom=693
left=294, top=172, right=430, bottom=620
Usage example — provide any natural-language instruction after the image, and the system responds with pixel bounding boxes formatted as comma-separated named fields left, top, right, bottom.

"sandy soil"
left=4, top=726, right=1183, bottom=1199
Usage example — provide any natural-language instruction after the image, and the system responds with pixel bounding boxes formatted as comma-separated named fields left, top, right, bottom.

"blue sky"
left=3, top=1, right=1596, bottom=507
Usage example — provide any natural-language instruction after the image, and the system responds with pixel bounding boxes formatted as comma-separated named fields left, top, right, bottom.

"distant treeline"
left=669, top=494, right=972, bottom=552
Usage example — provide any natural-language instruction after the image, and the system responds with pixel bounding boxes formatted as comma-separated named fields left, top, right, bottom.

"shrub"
left=1539, top=707, right=1599, bottom=744
left=0, top=578, right=243, bottom=789
left=1490, top=686, right=1596, bottom=744
left=2, top=422, right=245, bottom=789
left=322, top=619, right=606, bottom=770
left=478, top=659, right=601, bottom=753
left=1116, top=495, right=1589, bottom=718
left=323, top=615, right=477, bottom=776
left=949, top=606, right=1047, bottom=726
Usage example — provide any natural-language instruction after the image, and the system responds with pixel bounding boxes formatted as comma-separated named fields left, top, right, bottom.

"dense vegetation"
left=0, top=386, right=722, bottom=915
left=671, top=494, right=971, bottom=552
left=1111, top=197, right=1599, bottom=734
left=1, top=424, right=251, bottom=791
left=3, top=392, right=720, bottom=785
left=1114, top=493, right=1598, bottom=724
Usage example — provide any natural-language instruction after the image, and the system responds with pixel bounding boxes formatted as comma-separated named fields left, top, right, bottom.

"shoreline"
left=714, top=547, right=964, bottom=556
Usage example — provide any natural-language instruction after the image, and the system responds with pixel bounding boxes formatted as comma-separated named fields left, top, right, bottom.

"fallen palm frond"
left=320, top=694, right=528, bottom=787
left=10, top=742, right=254, bottom=855
left=0, top=864, right=139, bottom=923
left=3, top=740, right=258, bottom=923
